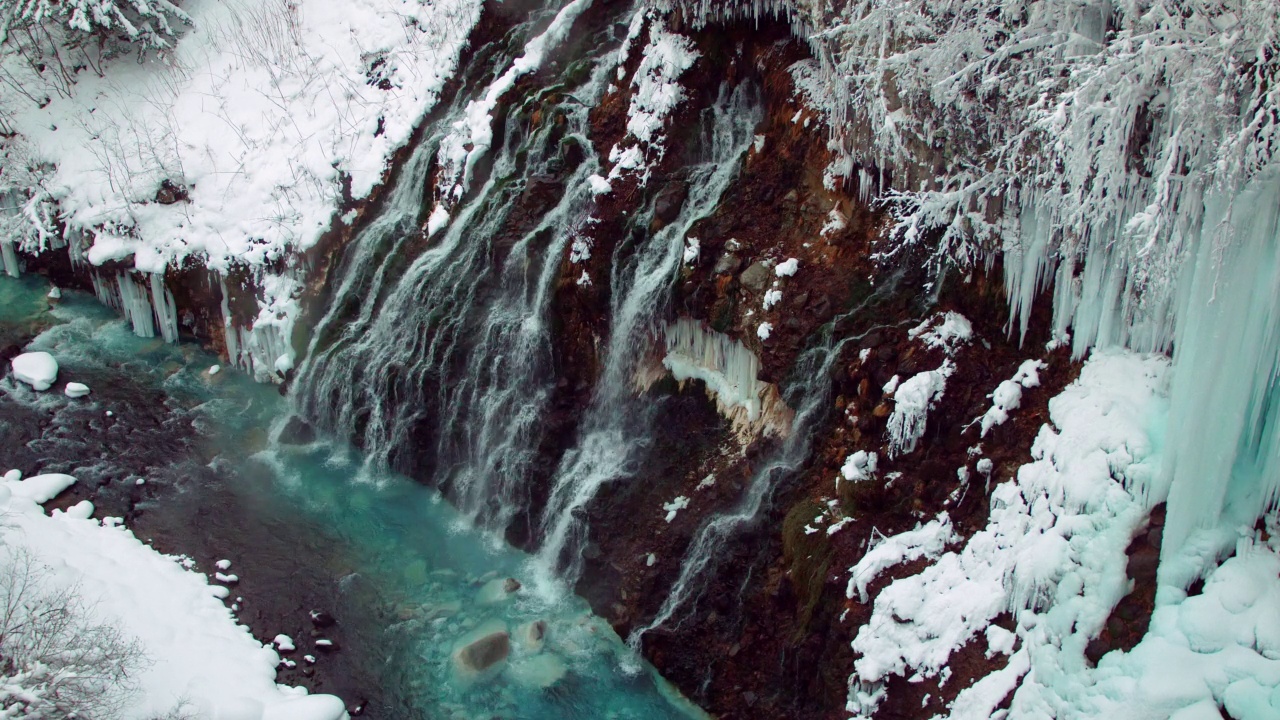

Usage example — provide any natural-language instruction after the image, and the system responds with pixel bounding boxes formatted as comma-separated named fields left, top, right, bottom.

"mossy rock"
left=781, top=498, right=832, bottom=641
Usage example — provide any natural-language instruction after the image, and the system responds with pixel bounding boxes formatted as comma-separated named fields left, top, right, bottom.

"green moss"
left=781, top=498, right=833, bottom=641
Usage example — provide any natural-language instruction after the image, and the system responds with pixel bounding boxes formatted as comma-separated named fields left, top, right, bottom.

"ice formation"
left=662, top=318, right=788, bottom=436
left=885, top=362, right=953, bottom=457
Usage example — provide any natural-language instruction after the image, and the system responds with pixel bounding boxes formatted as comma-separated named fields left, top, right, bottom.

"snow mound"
left=9, top=473, right=77, bottom=503
left=11, top=351, right=58, bottom=391
left=64, top=381, right=91, bottom=398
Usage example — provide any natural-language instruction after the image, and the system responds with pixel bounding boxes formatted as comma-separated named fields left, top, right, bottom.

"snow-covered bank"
left=0, top=470, right=347, bottom=720
left=846, top=348, right=1280, bottom=719
left=2, top=0, right=483, bottom=379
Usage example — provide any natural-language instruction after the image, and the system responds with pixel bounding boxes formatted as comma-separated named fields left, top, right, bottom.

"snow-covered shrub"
left=1, top=0, right=190, bottom=58
left=0, top=547, right=146, bottom=719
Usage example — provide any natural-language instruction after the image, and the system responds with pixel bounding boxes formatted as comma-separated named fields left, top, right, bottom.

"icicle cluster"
left=90, top=270, right=178, bottom=342
left=662, top=318, right=789, bottom=436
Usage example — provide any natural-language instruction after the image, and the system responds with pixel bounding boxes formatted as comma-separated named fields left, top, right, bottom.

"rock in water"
left=517, top=620, right=548, bottom=653
left=280, top=416, right=317, bottom=445
left=454, top=630, right=511, bottom=675
left=11, top=351, right=58, bottom=391
left=64, top=382, right=91, bottom=398
left=508, top=653, right=567, bottom=689
left=476, top=577, right=520, bottom=605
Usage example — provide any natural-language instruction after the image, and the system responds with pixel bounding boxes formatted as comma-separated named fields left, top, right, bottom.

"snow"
left=907, top=312, right=973, bottom=354
left=0, top=471, right=346, bottom=720
left=682, top=236, right=700, bottom=264
left=10, top=473, right=77, bottom=503
left=774, top=258, right=799, bottom=277
left=757, top=322, right=772, bottom=341
left=762, top=289, right=782, bottom=309
left=606, top=12, right=699, bottom=185
left=885, top=361, right=953, bottom=457
left=976, top=360, right=1046, bottom=437
left=587, top=173, right=613, bottom=195
left=216, top=558, right=232, bottom=570
left=662, top=496, right=690, bottom=523
left=845, top=514, right=956, bottom=603
left=847, top=349, right=1170, bottom=719
left=10, top=351, right=59, bottom=391
left=3, top=0, right=482, bottom=377
left=64, top=381, right=91, bottom=398
left=839, top=450, right=878, bottom=483
left=273, top=635, right=296, bottom=653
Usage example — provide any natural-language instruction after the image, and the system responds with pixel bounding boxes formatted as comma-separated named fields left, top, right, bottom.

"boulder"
left=279, top=416, right=317, bottom=445
left=476, top=577, right=520, bottom=605
left=454, top=630, right=511, bottom=675
left=740, top=262, right=771, bottom=292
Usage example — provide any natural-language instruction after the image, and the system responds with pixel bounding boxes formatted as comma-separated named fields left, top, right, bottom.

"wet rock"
left=280, top=416, right=317, bottom=445
left=476, top=577, right=519, bottom=605
left=517, top=620, right=548, bottom=653
left=651, top=181, right=688, bottom=230
left=454, top=630, right=511, bottom=674
left=740, top=262, right=771, bottom=292
left=713, top=253, right=741, bottom=275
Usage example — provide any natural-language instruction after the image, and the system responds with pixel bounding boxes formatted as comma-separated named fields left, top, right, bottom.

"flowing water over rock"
left=0, top=275, right=706, bottom=719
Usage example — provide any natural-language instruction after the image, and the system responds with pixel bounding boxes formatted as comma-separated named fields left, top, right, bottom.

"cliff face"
left=3, top=4, right=1093, bottom=719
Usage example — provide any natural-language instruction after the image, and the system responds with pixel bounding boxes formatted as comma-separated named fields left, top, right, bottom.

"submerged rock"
left=507, top=653, right=567, bottom=689
left=453, top=629, right=511, bottom=675
left=476, top=577, right=520, bottom=605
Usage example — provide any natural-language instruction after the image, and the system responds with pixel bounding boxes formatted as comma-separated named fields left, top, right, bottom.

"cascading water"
left=297, top=0, right=622, bottom=538
left=529, top=82, right=764, bottom=593
left=626, top=274, right=913, bottom=657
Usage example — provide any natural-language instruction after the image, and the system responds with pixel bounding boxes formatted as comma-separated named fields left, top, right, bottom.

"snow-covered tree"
left=1, top=0, right=189, bottom=52
left=0, top=547, right=146, bottom=719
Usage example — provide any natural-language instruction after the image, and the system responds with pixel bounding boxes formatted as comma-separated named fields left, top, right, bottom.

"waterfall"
left=529, top=83, right=764, bottom=593
left=626, top=275, right=911, bottom=655
left=295, top=0, right=627, bottom=538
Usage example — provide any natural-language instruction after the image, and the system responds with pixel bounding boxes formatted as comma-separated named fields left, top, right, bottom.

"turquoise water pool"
left=0, top=275, right=705, bottom=720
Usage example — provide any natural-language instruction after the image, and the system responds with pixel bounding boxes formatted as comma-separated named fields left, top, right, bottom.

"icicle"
left=660, top=318, right=790, bottom=437
left=1160, top=176, right=1280, bottom=559
left=219, top=276, right=244, bottom=372
left=149, top=272, right=180, bottom=343
left=117, top=273, right=156, bottom=338
left=0, top=241, right=18, bottom=278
